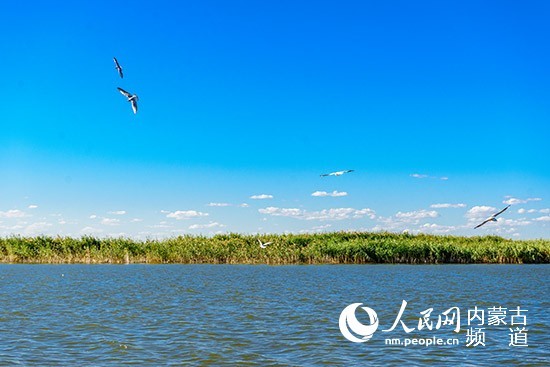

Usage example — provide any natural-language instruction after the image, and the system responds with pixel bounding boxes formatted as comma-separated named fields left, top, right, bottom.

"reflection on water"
left=0, top=264, right=548, bottom=365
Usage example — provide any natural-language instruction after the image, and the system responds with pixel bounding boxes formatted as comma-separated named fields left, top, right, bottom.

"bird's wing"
left=493, top=205, right=511, bottom=217
left=117, top=87, right=131, bottom=97
left=264, top=242, right=272, bottom=246
left=346, top=170, right=354, bottom=173
left=113, top=58, right=123, bottom=78
left=320, top=174, right=328, bottom=177
left=257, top=239, right=262, bottom=245
left=131, top=98, right=138, bottom=114
left=474, top=218, right=491, bottom=229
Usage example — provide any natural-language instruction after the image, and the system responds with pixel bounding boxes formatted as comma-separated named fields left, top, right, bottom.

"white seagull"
left=117, top=87, right=138, bottom=114
left=113, top=57, right=123, bottom=79
left=320, top=169, right=354, bottom=177
left=474, top=205, right=511, bottom=229
left=258, top=239, right=273, bottom=249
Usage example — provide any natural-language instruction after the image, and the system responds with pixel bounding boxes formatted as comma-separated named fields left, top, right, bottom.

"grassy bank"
left=0, top=232, right=549, bottom=264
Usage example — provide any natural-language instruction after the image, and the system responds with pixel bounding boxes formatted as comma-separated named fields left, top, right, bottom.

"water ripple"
left=0, top=264, right=548, bottom=365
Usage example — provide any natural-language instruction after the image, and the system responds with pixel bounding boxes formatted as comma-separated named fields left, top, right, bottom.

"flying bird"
left=117, top=87, right=138, bottom=114
left=320, top=170, right=354, bottom=177
left=258, top=239, right=273, bottom=249
left=113, top=57, right=123, bottom=78
left=474, top=205, right=511, bottom=229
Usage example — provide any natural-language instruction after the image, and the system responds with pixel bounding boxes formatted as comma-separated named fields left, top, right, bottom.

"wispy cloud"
left=165, top=210, right=209, bottom=220
left=101, top=218, right=120, bottom=226
left=130, top=218, right=143, bottom=222
left=533, top=216, right=550, bottom=222
left=410, top=173, right=428, bottom=179
left=258, top=207, right=376, bottom=221
left=80, top=226, right=103, bottom=234
left=239, top=203, right=250, bottom=208
left=395, top=210, right=439, bottom=220
left=371, top=208, right=445, bottom=233
left=188, top=222, right=226, bottom=230
left=28, top=205, right=38, bottom=209
left=207, top=202, right=231, bottom=207
left=25, top=222, right=52, bottom=235
left=410, top=173, right=448, bottom=180
left=0, top=209, right=27, bottom=218
left=503, top=196, right=542, bottom=205
left=419, top=223, right=460, bottom=234
left=311, top=190, right=348, bottom=197
left=465, top=206, right=496, bottom=221
left=148, top=221, right=172, bottom=229
left=250, top=194, right=273, bottom=200
left=299, top=224, right=332, bottom=234
left=430, top=203, right=466, bottom=209
left=108, top=210, right=127, bottom=215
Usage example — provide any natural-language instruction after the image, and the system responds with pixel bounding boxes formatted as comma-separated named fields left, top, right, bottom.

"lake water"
left=0, top=264, right=548, bottom=366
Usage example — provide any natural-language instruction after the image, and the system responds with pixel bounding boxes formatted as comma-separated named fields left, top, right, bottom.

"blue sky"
left=0, top=0, right=549, bottom=239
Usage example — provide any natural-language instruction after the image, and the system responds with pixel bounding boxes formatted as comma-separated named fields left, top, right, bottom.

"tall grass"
left=0, top=232, right=548, bottom=264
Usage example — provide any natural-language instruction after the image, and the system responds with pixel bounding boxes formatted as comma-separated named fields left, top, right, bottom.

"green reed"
left=0, top=232, right=548, bottom=264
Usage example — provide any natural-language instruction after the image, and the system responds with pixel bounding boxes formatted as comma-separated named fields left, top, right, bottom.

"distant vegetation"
left=0, top=232, right=548, bottom=264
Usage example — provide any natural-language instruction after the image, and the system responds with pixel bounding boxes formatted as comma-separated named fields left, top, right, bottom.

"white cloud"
left=250, top=194, right=273, bottom=200
left=465, top=206, right=497, bottom=221
left=101, top=218, right=120, bottom=226
left=311, top=190, right=348, bottom=197
left=149, top=221, right=172, bottom=229
left=258, top=207, right=376, bottom=221
left=89, top=214, right=97, bottom=219
left=0, top=209, right=27, bottom=218
left=533, top=216, right=550, bottom=222
left=130, top=218, right=143, bottom=222
left=353, top=208, right=377, bottom=219
left=81, top=226, right=103, bottom=234
left=188, top=222, right=226, bottom=230
left=207, top=202, right=231, bottom=207
left=166, top=210, right=209, bottom=220
left=503, top=197, right=542, bottom=205
left=540, top=209, right=550, bottom=214
left=25, top=222, right=52, bottom=235
left=108, top=210, right=127, bottom=215
left=517, top=208, right=536, bottom=214
left=410, top=173, right=448, bottom=180
left=430, top=203, right=466, bottom=209
left=497, top=219, right=531, bottom=227
left=28, top=205, right=38, bottom=209
left=411, top=173, right=428, bottom=179
left=299, top=224, right=333, bottom=234
left=312, top=224, right=332, bottom=230
left=420, top=223, right=459, bottom=234
left=395, top=210, right=438, bottom=220
left=239, top=203, right=250, bottom=208
left=0, top=224, right=24, bottom=231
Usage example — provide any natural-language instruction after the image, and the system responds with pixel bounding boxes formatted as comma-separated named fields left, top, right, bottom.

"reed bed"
left=0, top=232, right=548, bottom=264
